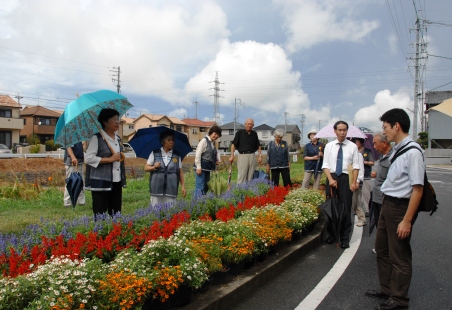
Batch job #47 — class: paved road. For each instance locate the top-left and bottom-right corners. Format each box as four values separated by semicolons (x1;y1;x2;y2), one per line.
234;167;452;310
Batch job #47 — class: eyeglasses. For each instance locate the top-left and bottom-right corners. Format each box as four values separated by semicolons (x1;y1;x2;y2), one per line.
109;117;120;123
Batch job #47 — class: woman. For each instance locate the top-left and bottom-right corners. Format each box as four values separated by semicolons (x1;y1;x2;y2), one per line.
266;128;292;187
85;108;126;218
302;129;324;189
145;131;186;207
193;125;222;195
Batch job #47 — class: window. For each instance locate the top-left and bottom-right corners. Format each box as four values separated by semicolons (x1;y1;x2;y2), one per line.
128;125;134;129
176;125;182;132
0;131;12;148
170;124;174;130
262;131;268;138
37;118;55;125
0;109;12;118
192;129;198;134
200;128;206;132
229;129;234;135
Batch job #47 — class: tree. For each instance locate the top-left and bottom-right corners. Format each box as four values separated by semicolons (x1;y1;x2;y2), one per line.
417;132;428;149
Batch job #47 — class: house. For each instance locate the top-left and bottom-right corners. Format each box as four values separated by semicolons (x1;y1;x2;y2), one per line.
219;122;245;150
181;118;216;149
254;124;275;148
274;124;301;151
130;114;188;140
19;105;61;145
426;98;452;149
0;94;23;149
120;116;136;142
424;90;452;111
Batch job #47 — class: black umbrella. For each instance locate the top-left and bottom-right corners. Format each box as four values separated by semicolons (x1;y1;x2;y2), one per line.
368;193;381;236
319;187;346;246
65;168;84;207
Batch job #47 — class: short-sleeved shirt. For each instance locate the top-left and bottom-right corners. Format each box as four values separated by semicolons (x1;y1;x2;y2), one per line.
231;129;260;153
381;137;424;199
372;147;394;204
322;139;360;174
360;148;374;178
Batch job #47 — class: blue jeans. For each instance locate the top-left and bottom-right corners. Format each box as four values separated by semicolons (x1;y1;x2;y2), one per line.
195;170;211;195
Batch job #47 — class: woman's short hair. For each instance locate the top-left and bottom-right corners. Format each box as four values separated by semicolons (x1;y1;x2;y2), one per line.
273;129;285;137
159;130;174;145
208;125;222;137
98;108;119;129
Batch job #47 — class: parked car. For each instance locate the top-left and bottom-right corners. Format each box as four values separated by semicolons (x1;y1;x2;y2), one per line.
123;143;134;153
0;144;12;154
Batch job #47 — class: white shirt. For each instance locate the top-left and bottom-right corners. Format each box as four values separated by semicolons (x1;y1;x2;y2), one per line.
357;153;364;183
147;147;183;168
381;136;424;199
322;138;360;174
85;129;122;182
194;135;220;170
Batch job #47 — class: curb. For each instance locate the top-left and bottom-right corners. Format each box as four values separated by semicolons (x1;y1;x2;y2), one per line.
179;217;326;310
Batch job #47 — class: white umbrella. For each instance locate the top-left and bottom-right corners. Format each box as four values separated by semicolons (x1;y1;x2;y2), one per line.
315;124;367;139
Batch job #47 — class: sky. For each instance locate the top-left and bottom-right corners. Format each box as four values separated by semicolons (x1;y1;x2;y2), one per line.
1;0;451;137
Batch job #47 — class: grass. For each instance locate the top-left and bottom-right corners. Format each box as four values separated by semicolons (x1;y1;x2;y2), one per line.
0;158;324;234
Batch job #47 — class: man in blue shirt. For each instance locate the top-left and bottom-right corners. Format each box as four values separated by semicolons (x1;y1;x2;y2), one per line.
366;108;424;310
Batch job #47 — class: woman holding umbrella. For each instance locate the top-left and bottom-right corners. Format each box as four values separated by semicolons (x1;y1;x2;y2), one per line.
302;129;324;189
145;130;186;207
85;108;127;218
193;125;222;195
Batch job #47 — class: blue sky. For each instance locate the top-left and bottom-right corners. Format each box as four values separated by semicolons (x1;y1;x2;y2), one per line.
1;0;451;135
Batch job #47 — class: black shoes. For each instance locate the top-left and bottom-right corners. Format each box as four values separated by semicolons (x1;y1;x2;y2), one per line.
375;299;407;310
365;289;389;299
340;240;349;248
325;237;334;244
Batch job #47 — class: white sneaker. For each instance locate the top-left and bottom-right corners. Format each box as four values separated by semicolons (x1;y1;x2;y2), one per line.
372;248;377;254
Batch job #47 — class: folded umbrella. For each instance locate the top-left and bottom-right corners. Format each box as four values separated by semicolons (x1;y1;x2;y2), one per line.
65;166;84;207
319;188;346;246
207;173;228;196
368;193;380;236
128;127;192;160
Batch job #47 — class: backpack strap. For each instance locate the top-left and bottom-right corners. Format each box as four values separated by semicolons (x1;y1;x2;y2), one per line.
390;142;423;165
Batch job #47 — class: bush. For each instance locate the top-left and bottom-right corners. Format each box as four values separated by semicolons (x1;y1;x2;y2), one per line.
44;140;58;151
29;144;41;153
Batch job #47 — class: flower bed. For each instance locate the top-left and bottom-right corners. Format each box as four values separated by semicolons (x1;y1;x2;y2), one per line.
0;184;324;309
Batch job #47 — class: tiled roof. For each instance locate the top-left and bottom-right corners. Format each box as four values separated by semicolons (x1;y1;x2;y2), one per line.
220;121;245;130
425;91;452;104
0;95;21;108
182;118;214;127
20;106;61;117
254;123;275;131
275;124;299;132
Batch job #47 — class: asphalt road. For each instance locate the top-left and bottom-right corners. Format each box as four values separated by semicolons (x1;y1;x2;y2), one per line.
233;167;452;310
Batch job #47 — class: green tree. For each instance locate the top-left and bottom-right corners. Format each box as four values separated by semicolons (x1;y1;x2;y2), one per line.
417;132;428;149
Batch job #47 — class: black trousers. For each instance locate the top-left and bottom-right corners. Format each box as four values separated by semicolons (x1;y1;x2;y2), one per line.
270;168;292;187
92;182;123;218
326;173;353;242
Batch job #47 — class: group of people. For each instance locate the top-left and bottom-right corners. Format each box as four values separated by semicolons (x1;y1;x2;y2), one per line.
317;109;424;310
64;108;422;309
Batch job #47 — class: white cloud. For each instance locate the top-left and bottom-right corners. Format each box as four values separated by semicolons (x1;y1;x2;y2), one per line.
353;89;412;132
169;108;188;120
275;0;380;52
388;33;398;55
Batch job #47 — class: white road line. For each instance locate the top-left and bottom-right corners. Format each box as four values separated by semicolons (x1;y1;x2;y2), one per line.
295;216;363;310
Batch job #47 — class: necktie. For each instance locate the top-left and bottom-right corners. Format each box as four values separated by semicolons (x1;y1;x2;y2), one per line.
336;143;343;176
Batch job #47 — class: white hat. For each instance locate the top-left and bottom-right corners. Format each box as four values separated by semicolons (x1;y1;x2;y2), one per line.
307;129;317;139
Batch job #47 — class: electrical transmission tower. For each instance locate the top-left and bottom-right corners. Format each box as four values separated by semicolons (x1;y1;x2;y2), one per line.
111;66;121;93
209;72;224;123
193;99;199;119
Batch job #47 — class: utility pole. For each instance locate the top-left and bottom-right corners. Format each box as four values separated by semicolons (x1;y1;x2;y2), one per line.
111;66;121;93
209;72;224;123
283;112;289;134
234;98;244;134
413;19;420;140
193;99;199;119
300;114;305;146
15;93;23;104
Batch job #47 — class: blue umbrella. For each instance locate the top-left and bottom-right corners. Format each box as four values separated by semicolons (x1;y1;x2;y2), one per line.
128;127;192;160
54;90;133;147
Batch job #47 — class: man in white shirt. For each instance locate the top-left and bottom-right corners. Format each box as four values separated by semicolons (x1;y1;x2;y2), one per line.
322;121;360;249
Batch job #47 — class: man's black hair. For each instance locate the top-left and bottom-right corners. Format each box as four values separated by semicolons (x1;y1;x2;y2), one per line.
380;108;410;133
333;120;349;130
98;108;119;129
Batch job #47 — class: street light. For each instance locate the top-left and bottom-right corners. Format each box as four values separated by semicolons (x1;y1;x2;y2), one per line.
318;120;327;130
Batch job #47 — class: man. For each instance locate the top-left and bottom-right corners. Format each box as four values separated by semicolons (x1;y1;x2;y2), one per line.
369;133;393;243
63;142;85;207
366;109;424;310
302;129;324;189
229;118;262;184
322;121;360;249
354;137;375;215
351;151;366;227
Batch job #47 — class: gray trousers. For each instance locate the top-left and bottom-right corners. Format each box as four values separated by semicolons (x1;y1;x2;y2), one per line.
361;179;373;212
237;154;256;184
352;185;366;224
64;164;85;207
301;170;322;189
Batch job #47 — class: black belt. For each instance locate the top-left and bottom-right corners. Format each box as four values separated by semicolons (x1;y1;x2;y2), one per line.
239;151;255;154
383;195;409;204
